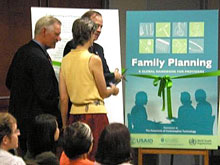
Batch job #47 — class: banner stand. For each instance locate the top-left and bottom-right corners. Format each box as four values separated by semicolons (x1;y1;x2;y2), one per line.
138;148;209;165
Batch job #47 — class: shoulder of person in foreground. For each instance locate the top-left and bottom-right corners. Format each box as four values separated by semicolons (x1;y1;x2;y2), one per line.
25;150;59;165
35;151;59;165
0;149;26;165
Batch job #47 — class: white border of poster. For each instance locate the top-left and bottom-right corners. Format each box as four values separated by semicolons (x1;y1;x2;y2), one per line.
31;7;124;124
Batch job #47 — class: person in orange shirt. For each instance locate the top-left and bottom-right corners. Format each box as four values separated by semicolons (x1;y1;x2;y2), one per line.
60;121;94;165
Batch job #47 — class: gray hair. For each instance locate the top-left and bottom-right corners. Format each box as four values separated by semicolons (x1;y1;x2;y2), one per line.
81;10;102;19
63;121;93;159
34;15;61;37
72;18;97;46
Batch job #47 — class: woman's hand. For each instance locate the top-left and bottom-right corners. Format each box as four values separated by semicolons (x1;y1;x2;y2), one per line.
110;83;119;96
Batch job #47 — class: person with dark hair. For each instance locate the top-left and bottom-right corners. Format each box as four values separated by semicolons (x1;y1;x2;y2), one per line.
0;112;25;165
59;18;119;161
95;123;132;165
63;10;122;86
24;114;60;165
60;121;94;165
5;15;62;154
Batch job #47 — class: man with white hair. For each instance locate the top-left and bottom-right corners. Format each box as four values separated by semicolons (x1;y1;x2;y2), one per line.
6;15;62;154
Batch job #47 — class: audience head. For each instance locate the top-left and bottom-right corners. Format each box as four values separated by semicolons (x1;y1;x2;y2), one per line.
81;10;103;41
63;121;93;159
72;17;97;47
27;114;59;156
34;15;61;48
95;123;132;165
0;112;20;151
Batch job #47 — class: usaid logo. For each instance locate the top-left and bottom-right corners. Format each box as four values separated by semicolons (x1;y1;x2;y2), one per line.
131;138;153;145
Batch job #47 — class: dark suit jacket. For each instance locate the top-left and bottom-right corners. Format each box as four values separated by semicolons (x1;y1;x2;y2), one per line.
63;39;115;86
6;40;62;137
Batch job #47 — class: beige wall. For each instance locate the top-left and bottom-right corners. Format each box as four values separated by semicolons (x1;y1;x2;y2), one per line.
109;0;148;68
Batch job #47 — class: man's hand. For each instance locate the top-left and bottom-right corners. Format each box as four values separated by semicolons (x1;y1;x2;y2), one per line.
114;68;122;83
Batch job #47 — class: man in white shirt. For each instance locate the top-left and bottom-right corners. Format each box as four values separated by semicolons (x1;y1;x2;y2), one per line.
0;112;25;165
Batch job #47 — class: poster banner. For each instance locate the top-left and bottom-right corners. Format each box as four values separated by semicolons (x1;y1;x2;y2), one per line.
31;7;123;124
125;10;219;149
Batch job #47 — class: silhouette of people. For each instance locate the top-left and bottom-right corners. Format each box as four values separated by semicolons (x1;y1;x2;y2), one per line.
129;91;155;133
195;89;212;117
176;89;214;135
128;89;215;135
130;91;148;133
128;91;165;133
194;89;214;134
177;92;196;130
